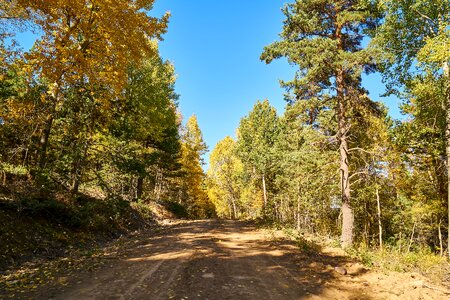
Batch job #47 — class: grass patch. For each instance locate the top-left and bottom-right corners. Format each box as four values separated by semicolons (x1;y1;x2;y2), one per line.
262;223;449;286
281;228;322;255
262;226;322;255
345;246;450;285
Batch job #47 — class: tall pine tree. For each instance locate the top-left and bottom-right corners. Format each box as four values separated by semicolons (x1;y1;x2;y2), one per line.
261;0;380;246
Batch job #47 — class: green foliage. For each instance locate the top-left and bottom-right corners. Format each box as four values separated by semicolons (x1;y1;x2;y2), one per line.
160;200;189;219
346;246;449;283
236;99;279;218
294;234;322;256
259;0;386;246
0;2;218;274
237;99;279;177
372;0;449;89
371;0;449;256
0;162;29;176
261;0;381;101
272;102;339;233
205;0;449;256
1;0;449;276
346;247;375;267
0;35;190;213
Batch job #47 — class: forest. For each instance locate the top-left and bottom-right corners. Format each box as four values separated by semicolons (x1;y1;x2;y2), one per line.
1;0;214;215
208;0;450;257
0;0;449;291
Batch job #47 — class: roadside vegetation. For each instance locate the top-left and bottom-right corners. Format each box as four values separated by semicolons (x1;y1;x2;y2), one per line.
1;0;212;273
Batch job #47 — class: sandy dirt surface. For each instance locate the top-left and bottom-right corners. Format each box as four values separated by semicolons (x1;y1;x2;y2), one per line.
10;220;450;300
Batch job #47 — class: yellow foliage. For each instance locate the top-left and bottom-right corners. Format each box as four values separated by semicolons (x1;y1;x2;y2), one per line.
19;0;169;97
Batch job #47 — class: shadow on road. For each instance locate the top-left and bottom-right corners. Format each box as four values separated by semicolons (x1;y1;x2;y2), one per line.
37;220;372;300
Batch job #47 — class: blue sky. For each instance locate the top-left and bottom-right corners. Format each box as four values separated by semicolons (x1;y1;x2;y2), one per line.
15;0;403;165
150;0;403;163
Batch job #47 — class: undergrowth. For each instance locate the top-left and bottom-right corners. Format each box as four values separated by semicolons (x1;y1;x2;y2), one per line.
346;246;450;285
265;224;449;286
0;183;183;298
282;228;322;255
0;191;161;271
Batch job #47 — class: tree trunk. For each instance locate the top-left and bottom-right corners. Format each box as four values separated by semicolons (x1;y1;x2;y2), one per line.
334;21;353;247
136;176;144;200
153;168;162;201
376;187;383;250
262;174;268;217
23;148;29;166
297;188;301;231
279;198;283;223
72;176;80;194
38;115;54;169
407;222;416;253
438;219;443;257
231;197;237;219
337;67;353;247
38;89;61;170
443;60;450;259
72;138;89;194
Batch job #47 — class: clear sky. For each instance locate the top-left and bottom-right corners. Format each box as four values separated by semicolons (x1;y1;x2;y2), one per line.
15;0;403;166
150;0;403;165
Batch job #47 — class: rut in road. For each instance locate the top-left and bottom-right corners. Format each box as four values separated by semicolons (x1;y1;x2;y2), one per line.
33;220;447;300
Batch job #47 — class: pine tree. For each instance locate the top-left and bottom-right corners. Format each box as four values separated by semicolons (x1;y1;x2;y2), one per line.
261;0;380;246
273;101;339;231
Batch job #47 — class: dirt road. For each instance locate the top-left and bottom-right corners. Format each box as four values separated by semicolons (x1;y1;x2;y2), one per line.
27;220;448;299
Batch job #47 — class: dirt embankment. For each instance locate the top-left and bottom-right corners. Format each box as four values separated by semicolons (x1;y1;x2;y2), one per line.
2;220;448;300
0;189;179;273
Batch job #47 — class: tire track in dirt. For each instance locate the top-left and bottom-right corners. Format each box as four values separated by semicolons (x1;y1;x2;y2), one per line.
119;259;164;300
25;220;450;300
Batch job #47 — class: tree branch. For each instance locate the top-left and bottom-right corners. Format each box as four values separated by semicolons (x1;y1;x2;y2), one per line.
349;171;367;181
348;147;376;155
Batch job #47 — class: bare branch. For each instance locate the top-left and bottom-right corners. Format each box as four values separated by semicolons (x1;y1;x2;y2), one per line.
349;171;367;181
348;147;376;155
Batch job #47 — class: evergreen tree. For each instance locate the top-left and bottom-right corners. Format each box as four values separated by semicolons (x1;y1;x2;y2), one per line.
114;54;180;199
273;101;339;231
261;0;380;246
